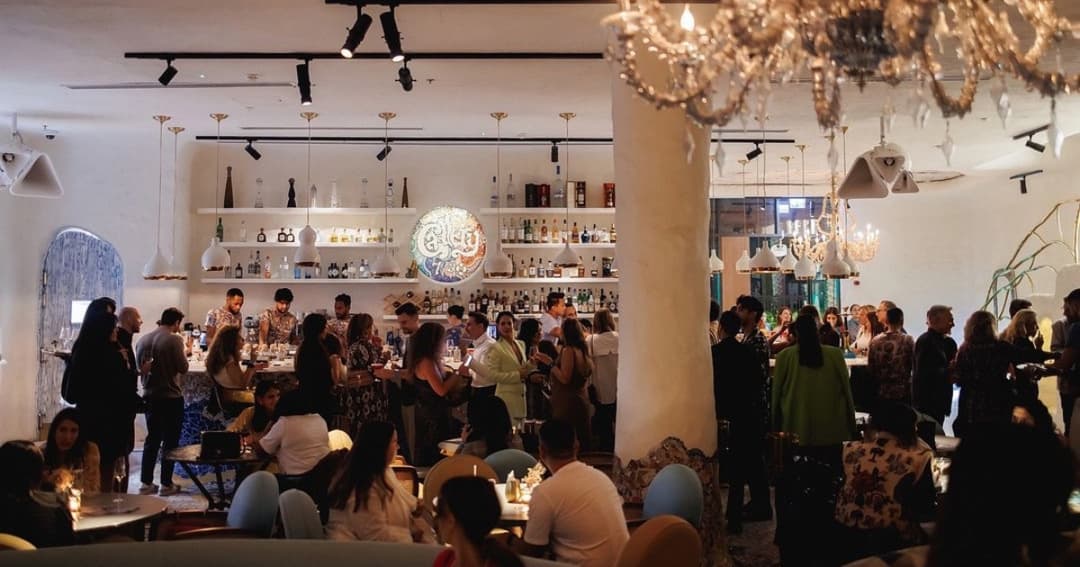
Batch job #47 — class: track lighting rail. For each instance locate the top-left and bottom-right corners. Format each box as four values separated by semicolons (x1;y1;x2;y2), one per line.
193;135;796;145
125;51;605;61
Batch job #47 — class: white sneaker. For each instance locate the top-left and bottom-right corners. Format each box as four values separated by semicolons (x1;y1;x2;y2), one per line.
138;483;159;495
158;485;181;496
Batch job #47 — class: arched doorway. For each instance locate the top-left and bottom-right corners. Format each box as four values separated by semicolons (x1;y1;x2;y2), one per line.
37;227;123;424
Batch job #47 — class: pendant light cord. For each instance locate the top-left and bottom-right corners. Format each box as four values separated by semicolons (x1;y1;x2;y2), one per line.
306;116;312;226
564;117;570;229
171;129;179;259
214;118;221;226
383;117;390;256
156;119;164;249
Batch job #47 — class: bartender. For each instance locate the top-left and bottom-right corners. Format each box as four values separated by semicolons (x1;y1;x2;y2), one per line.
327;293;353;350
258;288;298;347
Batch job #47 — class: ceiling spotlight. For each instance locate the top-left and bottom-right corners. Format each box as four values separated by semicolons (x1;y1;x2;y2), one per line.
397;63;413;92
379;8;405;62
341;7;373;58
158;59;178;86
1009;169;1043;195
244;140;262;161
1025;136;1045;153
746;143;762;160
376;144;392;161
296;61;313;106
550;142;559;163
1012;124;1049;154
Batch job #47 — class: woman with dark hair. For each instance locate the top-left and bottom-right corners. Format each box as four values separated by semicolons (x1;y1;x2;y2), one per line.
337;313;390;436
257;389;329;475
517;319;548;421
835;402;936;561
206;326;264;390
433;476;524;567
588;309;619;451
486;312;533;429
227;380;282;444
43;408;101;493
768;306;794;353
326;421;432;542
820;306;843;348
67;311;138;492
295;313;345;424
408;322;464;466
0;441;75;547
550;318;593;452
458;395;523;458
852;305;884;355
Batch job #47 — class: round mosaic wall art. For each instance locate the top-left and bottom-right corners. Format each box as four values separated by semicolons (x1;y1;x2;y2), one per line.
410;206;487;283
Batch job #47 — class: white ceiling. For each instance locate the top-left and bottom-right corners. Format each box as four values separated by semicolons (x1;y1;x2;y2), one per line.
3;0;1080;186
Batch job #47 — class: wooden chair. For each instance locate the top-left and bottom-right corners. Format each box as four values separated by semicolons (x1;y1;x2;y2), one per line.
392;465;420;498
615;515;701;567
0;533;35;551
421;455;496;512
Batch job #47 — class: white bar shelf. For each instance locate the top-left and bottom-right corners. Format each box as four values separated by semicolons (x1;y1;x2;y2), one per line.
381;314;451;321
219;242;398;249
481;278;618;285
381;312;618;321
479;208;614;215
202;278;418;285
500;243;615;249
197;207;416;216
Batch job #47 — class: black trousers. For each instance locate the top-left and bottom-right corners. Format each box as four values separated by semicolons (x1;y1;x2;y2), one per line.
1063;392;1077;435
726;425;770;526
471;385;496;400
593;402;617;452
141;397;184;486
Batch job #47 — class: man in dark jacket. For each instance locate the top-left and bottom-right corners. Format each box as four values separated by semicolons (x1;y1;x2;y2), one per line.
713;309;769;533
913;305;957;429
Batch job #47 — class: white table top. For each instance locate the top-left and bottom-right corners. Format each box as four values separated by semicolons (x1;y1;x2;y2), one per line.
75;493;168;533
185;359;295;374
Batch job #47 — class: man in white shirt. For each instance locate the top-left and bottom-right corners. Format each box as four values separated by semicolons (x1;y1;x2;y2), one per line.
459;311;497;399
517;420;629;567
540;291;566;344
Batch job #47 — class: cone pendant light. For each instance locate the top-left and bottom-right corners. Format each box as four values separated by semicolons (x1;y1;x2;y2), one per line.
484;112;514;278
372;112;401;277
294;111;320;267
554;112;580;268
165;125;188;280
200;113;231;271
143;115;171;280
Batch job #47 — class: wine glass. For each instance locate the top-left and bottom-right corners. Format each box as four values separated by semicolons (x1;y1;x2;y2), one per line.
112;459;126;511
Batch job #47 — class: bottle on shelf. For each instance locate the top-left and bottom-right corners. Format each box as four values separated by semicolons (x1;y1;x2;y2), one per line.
239;220;247;242
518;259;527;278
257;228;267;243
234;263;243;279
360;177;370;208
552;165;565;208
546;260;554;278
274;227;285;243
577;258;586;278
490;175;499;208
287;178;297;208
603;183;616;208
330;178;341;208
516;218;525;243
500;219;510;244
610;223;617;243
251;251;261;276
505;173;517;206
540;219;549;243
575;181;587;208
254;177;265;208
525;183;537;208
602;256;613;278
223;166;235;208
378;228;386;243
552;218;561;244
389;228;395;244
528;257;537;278
402;177;410;208
590;256;599;278
571;222;580;242
280;256;290;279
215;217;224;242
580;224;589;244
386;178;395;208
591;224;601;243
309;183;318;208
561;219;568;243
262;255;272;279
287;228;295;242
553;262;562;278
539;184;551;208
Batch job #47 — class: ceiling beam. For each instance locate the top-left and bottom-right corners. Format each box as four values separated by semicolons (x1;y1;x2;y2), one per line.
194;135;796;145
124;51;604;61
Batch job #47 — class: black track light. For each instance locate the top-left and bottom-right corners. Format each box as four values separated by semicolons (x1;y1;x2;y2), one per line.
550;142;559;163
397;63;413;92
1020;178;1028;194
244;140;262;161
1009;169;1043;196
746;143;762;160
341;7;373;58
1025;136;1046;153
377;144;393;161
296;61;313;106
380;8;405;63
158;59;178;86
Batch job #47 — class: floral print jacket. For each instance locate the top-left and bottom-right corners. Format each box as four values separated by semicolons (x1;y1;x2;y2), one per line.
835;433;935;540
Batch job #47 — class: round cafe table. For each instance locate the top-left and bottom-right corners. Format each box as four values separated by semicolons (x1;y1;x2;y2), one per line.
166;444;270;510
75;493;169;539
493;484;644;529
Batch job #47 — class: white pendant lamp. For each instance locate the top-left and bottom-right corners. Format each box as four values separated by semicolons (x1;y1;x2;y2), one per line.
735;249;752;274
484;112;514;278
843;250;860;278
373;112;401;277
165;125;188;280
200;113;231;272
708;248;724;274
779;249;797;274
294;111;320;267
143;115;171;280
750;243;781;272
554;112;580;268
822;239;851;279
794;252;817;281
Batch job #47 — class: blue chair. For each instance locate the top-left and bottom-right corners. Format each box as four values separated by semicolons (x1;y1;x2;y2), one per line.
485;449;538;481
172;471;280;539
279;489;324;539
642;464;703;527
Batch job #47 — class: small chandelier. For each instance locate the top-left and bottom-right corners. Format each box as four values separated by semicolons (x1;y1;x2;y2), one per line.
605;0;1079;131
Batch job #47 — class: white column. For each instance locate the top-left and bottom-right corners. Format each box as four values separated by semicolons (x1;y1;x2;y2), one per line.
611;71;716;461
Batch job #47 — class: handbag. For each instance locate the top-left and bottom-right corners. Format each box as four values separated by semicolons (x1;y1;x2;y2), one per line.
444;378;470;407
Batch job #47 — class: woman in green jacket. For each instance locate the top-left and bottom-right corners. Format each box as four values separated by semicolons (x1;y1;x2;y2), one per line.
773;315;857;447
483;312;534;428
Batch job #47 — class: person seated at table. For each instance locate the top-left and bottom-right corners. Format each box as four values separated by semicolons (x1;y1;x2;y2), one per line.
326;421;433;543
227;380;282;445
516;419;628;567
207;326;268;396
834;402;936;562
42;407;101;494
257;390;330;476
434;476;524;567
0;440;75;548
457;395;525;459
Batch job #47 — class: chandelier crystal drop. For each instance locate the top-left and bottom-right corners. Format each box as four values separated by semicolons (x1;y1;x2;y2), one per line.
605;0;1078;130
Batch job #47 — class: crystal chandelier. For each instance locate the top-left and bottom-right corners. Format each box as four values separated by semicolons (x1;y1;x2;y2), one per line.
605;0;1078;130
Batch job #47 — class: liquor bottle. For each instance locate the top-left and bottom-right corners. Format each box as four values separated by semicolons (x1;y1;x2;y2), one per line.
575;181;587;208
401;177;410;208
505;173;517;206
309;183;318;208
440;292;449;314
287;178;297;207
490;175;499;208
360;177;370;208
330;229;339;243
553;263;562;278
516;218;525;243
540;219;549;243
386;178;395;208
378;228;386;243
263;255;272;279
577;258;586;278
239;220;247;242
223;166;235;208
215;217;224;241
467;293;476;312
561;219;569;243
280;256;290;279
327;178;340;208
480;292;489;314
603;183;616;208
539;184;551;208
518;259;527;278
254;177;265;208
528;258;537;278
580;224;589;244
523;219;531;244
287;228;295;243
591;224;600;243
552;165;565;208
551;218;561;244
610;223;617;243
257;228;267;243
277;228;287;243
591;256;599;278
571;222;580;242
500;220;509;243
546;261;554;278
347;262;357;279
251;251;260;276
358;259;369;279
234;263;243;279
389;229;395;244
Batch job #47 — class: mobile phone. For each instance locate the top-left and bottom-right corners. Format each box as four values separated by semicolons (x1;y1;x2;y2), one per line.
463;354;474;367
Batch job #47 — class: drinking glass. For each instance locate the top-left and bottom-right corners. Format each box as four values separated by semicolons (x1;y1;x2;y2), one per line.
112;459;126;511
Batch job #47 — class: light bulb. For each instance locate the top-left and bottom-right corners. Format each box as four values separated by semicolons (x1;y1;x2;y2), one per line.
680;4;695;31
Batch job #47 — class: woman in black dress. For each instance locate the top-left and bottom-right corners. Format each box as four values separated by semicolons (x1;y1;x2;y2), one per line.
549;318;593;451
407;322;464;466
338;313;390;437
295;313;345;425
